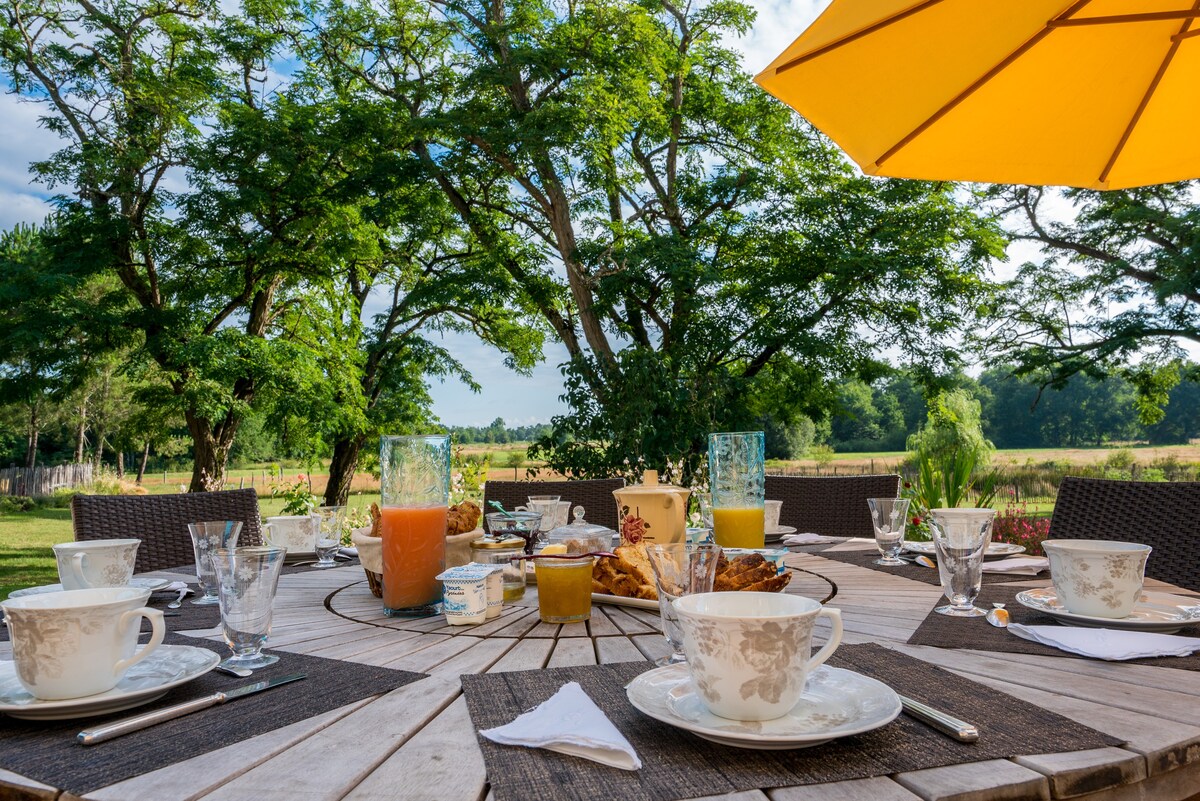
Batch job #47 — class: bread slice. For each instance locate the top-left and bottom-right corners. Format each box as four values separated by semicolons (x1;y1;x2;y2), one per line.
741;571;792;593
613;544;656;587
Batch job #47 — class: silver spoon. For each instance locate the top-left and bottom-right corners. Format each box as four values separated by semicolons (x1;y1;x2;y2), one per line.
167;587;189;609
986;603;1009;628
215;663;253;678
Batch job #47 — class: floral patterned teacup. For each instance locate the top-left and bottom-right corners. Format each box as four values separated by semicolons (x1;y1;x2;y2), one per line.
1042;539;1152;618
52;539;140;590
673;591;843;721
1;587;165;700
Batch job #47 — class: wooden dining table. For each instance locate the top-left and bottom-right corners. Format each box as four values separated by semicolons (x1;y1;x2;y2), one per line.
4;539;1200;801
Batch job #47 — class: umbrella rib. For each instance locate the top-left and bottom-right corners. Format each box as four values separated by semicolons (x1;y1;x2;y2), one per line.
772;0;945;75
1049;10;1199;27
1098;1;1200;187
872;0;1095;172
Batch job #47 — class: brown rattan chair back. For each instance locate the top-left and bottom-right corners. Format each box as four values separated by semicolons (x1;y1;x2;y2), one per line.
1048;476;1200;592
71;489;265;574
483;478;626;533
764;474;902;538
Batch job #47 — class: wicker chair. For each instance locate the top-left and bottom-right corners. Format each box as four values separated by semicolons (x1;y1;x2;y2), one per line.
483;478;626;533
764;474;902;538
1048;476;1200;592
71;489;265;574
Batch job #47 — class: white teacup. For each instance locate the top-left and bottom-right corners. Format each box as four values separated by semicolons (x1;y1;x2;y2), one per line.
53;539;140;590
673;591;843;721
1;587;166;700
765;500;783;532
1042;539;1151;619
263;515;318;553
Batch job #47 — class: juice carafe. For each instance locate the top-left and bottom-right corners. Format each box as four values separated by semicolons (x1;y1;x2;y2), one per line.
707;432;766;549
380;435;451;617
612;470;690;546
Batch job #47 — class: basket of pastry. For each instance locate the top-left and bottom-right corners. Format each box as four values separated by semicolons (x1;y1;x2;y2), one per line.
591;543;791;601
352;501;484;598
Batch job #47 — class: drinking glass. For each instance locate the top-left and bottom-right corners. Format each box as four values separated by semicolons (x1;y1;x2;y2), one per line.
187;521;242;605
928;508;997;617
867;498;910;566
313;506;346;568
707;432;766;549
380;435;451;617
645;543;723;665
696;493;714;530
211;546;286;670
522;495;561;545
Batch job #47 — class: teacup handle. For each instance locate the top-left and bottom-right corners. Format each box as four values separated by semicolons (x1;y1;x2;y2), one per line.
69;553;93;589
806;607;843;673
112;608;166;677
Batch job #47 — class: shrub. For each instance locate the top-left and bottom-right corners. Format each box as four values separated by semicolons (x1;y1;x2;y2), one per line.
0;496;35;514
990;494;1052;556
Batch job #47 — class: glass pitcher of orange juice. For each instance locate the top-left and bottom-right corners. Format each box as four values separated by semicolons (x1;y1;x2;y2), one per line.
707;432;766;549
380;435;451;617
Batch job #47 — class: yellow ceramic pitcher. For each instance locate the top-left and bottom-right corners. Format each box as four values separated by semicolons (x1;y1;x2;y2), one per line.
613;470;690;546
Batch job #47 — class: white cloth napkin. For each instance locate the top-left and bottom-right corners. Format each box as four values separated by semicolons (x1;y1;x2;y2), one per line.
1009;623;1200;660
479;681;642;770
339;547;358;557
982;556;1049;575
782;532;836;545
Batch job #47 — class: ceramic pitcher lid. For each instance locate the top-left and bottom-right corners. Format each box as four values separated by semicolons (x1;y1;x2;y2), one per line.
614;470;690;496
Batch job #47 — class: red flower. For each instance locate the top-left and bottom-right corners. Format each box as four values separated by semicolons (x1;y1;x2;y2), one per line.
621;512;647;544
911;516;921;526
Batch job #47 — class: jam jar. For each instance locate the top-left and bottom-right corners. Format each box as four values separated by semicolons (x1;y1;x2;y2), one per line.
469;535;527;601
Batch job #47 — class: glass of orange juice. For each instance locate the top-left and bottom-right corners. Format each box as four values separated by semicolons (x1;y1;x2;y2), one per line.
533;544;593;623
380;435;451;617
707;431;766;549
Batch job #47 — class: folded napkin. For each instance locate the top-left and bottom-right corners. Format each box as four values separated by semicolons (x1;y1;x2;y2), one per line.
982;556;1049;576
782;532;836;545
339;547;358;557
153;581;192;594
1009;623;1200;660
479;681;642;770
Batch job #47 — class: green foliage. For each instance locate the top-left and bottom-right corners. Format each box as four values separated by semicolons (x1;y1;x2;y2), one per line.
270;475;317;516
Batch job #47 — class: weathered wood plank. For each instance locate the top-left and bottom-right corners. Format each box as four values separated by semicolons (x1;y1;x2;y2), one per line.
894;759;1050;801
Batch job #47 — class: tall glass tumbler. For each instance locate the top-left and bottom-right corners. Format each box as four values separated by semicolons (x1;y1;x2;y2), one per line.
380;435;451;617
187;521;242;605
211;546;286;670
707;432;766;549
928;508;997;617
646;543;722;665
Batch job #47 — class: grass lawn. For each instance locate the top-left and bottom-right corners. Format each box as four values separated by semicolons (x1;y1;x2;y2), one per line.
0;492;383;599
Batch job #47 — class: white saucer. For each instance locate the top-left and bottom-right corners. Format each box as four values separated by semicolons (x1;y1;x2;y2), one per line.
626;663;901;750
8;577;174;598
591;593;659;611
903;541;1026;559
764;525;797;542
1015;587;1200;634
0;644;220;720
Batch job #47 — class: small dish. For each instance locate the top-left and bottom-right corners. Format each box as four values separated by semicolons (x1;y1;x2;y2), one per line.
1015;587;1200;634
626;662;901;749
0;644;220;720
903;541;1026;559
591;593;659;611
7;577;173;599
764;525;797;542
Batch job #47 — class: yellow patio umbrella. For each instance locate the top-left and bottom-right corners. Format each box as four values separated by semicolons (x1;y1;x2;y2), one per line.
754;0;1200;189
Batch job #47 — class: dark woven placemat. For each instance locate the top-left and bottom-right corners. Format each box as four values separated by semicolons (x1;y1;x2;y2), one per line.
907;584;1200;670
462;643;1120;801
0;633;427;796
814;547;1045;585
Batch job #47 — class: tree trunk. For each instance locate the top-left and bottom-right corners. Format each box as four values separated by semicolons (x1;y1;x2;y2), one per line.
93;434;105;471
325;435;366;506
74;402;87;463
185;410;239;492
25;403;38;469
136;441;150;484
116;451;125;478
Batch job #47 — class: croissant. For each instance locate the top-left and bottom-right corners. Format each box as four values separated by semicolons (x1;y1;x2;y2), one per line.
591;545;791;600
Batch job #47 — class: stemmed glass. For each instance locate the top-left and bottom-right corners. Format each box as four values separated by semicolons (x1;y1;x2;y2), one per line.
187;521;242;605
928;508;997;617
211;546;287;671
867;498;910;566
523;495;561;546
313;506;346;568
645;543;723;666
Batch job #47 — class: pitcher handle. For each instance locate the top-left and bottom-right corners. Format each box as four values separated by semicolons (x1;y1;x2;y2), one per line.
113;608;166;676
806;607;843;673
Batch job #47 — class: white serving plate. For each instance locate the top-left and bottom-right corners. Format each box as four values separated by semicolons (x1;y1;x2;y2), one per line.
0;644;220;720
626;662;901;749
8;577;174;598
903;541;1026;559
1015;587;1200;634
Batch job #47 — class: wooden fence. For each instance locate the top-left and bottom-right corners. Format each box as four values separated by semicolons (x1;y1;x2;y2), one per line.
0;464;95;497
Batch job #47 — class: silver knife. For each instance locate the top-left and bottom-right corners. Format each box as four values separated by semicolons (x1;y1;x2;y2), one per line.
78;673;305;745
898;694;979;742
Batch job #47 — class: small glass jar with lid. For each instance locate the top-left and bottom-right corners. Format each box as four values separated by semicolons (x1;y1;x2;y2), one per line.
545;506;618;555
469;535;527;601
